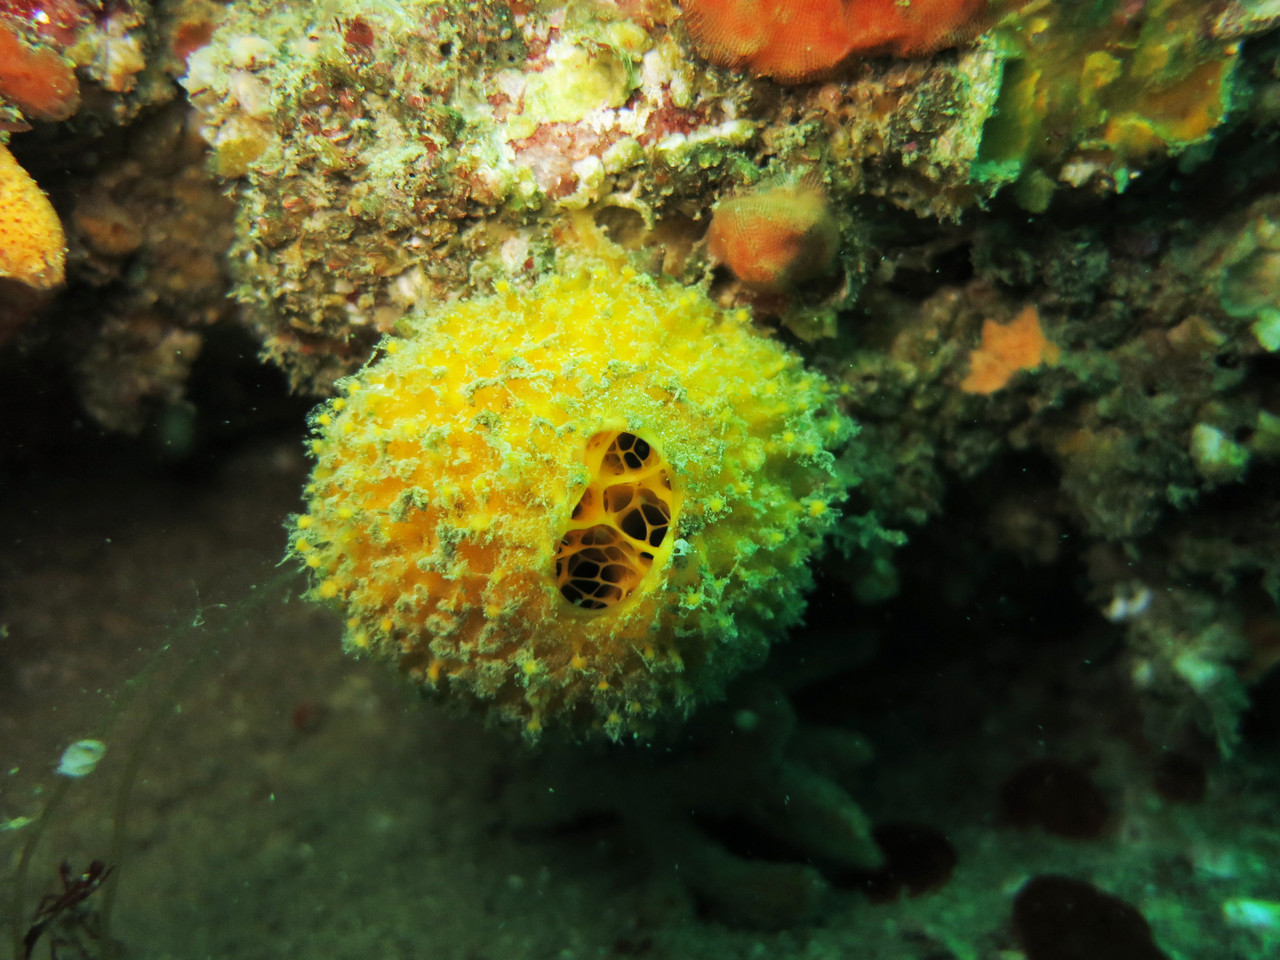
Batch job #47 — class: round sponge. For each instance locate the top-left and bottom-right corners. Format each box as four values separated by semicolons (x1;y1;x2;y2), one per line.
0;143;65;290
291;256;855;739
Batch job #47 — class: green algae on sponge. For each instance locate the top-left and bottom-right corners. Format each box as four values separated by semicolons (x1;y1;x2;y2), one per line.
290;253;856;740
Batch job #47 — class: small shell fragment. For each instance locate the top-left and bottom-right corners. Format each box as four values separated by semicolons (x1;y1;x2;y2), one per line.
56;740;107;778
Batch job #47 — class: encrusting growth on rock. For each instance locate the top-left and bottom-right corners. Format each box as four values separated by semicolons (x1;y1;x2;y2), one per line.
707;182;841;292
0;23;80;121
960;304;1058;394
683;0;992;83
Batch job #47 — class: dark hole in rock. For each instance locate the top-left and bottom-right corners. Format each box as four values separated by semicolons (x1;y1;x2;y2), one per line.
1012;875;1170;960
831;822;957;904
999;759;1111;839
1152;752;1207;804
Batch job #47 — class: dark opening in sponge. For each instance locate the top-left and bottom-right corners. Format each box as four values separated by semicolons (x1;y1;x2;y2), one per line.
555;431;676;611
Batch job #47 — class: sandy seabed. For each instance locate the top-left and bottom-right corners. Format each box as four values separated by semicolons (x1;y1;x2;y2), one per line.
2;425;1278;960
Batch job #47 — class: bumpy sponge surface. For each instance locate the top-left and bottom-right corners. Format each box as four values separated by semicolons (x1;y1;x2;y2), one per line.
0;143;65;289
291;257;854;739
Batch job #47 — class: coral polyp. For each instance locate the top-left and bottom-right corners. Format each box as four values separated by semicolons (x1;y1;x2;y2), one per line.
290;250;856;740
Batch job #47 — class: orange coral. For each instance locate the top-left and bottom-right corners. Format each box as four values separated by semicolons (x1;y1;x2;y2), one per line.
960;305;1058;394
707;182;839;291
683;0;991;83
0;142;66;290
0;23;79;121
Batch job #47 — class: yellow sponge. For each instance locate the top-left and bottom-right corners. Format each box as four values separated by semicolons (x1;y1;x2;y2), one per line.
0;143;65;290
291;253;854;739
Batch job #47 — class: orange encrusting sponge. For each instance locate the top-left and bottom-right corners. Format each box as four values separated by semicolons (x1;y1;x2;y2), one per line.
960;305;1059;394
291;252;855;741
0;143;66;290
683;0;991;82
0;25;80;121
707;182;839;292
